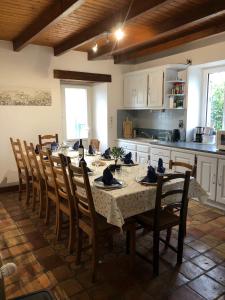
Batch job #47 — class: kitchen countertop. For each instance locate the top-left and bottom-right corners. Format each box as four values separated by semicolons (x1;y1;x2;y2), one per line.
117;138;225;155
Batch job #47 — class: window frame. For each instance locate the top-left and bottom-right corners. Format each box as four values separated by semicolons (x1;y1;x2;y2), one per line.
61;83;92;142
202;65;225;129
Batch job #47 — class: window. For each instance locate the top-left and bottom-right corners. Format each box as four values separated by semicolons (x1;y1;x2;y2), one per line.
63;86;89;140
205;69;225;130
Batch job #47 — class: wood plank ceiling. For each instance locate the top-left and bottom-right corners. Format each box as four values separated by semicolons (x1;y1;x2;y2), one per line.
0;0;225;64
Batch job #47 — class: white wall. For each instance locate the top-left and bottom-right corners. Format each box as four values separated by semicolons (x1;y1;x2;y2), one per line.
92;83;108;151
0;41;126;186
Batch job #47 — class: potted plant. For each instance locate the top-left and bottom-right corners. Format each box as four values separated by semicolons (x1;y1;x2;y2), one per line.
109;147;125;172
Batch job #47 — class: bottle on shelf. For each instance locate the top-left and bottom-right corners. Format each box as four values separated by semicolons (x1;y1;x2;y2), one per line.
78;139;84;158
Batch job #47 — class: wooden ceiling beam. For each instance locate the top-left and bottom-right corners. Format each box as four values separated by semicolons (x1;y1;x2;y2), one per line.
54;0;174;56
113;21;225;64
13;0;85;51
89;0;225;61
53;70;112;82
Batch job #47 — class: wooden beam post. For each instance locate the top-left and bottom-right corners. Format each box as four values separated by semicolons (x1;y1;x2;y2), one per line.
13;0;85;51
53;70;112;82
54;0;174;56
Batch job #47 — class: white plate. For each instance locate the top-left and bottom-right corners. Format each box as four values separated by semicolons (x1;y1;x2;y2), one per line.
136;176;157;186
94;179;126;189
121;163;139;167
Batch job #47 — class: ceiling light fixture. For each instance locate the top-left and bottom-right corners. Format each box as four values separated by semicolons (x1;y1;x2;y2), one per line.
115;28;124;41
92;43;98;53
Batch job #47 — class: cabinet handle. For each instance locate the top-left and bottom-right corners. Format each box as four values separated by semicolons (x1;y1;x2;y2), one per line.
212;174;216;185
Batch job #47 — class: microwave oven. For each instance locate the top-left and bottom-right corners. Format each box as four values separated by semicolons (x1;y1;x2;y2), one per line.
217;130;225;150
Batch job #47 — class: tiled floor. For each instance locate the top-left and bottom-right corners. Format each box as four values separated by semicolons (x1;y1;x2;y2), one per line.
1;192;225;299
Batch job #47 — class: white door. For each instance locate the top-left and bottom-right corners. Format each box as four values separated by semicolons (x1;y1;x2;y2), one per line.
148;69;164;108
171;151;195;173
137;152;149;164
216;159;225;204
197;156;217;201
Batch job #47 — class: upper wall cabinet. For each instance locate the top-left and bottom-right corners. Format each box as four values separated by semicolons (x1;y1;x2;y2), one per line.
123;72;148;108
148;69;164;109
123;64;187;110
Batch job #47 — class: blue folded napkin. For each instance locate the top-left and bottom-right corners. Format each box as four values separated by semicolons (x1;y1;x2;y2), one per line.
88;144;94;155
101;147;111;159
123;152;134;165
51;142;58;151
157;158;165;174
141;166;157;183
95;167;121;186
73;141;79;151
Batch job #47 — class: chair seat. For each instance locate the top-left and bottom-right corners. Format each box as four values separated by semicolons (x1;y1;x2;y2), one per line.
136;209;179;231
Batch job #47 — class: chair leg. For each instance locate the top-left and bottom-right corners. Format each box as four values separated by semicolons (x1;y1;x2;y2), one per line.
75;228;83;265
165;227;172;249
45;197;50;225
38;187;44;218
177;225;185;264
32;186;37;212
57;210;62;241
68;216;75;253
92;239;98;283
18;177;22;202
25;180;30;205
129;225;136;270
153;231;160;276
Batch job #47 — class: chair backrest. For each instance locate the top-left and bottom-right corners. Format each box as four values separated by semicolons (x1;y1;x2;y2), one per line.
48;153;75;213
169;159;196;178
90;139;100;152
68;161;97;232
38;134;58;149
154;171;191;230
39;149;55;190
10;138;28;175
24;141;42;183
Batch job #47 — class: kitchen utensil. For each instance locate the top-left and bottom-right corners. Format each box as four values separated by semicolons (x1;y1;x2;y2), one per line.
123;117;133;138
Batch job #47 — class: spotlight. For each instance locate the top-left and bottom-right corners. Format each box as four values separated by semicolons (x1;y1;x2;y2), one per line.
92;43;98;53
115;28;124;41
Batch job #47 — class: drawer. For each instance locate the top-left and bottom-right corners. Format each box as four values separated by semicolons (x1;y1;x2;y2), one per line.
151;147;170;158
137;144;149;153
151;154;170;164
118;141;136;151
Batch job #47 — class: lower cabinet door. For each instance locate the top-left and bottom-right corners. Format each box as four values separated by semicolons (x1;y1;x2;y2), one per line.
197;155;217;201
216;159;225;205
171;151;195;173
137;152;149;164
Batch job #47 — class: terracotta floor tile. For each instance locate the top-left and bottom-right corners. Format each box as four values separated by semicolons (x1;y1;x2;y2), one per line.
168;285;205;300
192;255;217;271
188;274;225;300
9;242;33;256
204;249;225;264
179;261;204;280
207;265;225;286
188;240;211;253
59;278;83;297
183;245;200;259
37;254;64;270
187;228;205;239
51;265;74;282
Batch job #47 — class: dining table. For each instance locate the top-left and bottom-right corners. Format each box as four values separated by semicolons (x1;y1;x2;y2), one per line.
56;150;209;229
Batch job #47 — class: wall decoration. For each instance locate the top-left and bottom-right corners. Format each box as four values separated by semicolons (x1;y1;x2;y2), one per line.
0;87;51;106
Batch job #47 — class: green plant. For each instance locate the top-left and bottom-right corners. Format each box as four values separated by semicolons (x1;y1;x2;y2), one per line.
111;147;125;165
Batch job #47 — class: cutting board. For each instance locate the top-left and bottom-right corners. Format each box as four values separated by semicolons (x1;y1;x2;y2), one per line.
123;117;133;138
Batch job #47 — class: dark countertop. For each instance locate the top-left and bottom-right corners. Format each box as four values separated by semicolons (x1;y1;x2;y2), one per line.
117;138;225;155
150;141;225;155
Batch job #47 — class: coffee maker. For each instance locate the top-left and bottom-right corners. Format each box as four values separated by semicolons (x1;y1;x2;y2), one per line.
194;127;204;143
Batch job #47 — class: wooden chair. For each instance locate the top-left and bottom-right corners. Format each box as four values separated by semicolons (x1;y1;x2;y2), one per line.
24;141;45;217
169;158;197;178
135;171;191;276
10;138;31;204
39;149;58;232
68;161;136;282
38;134;58;149
90;139;100;152
48;153;76;253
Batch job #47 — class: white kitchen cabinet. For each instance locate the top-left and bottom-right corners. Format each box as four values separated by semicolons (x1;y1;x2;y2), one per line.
197;156;217;201
148;69;164;108
171;151;195;173
216;159;225;205
137;152;149;164
123;73;148;108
